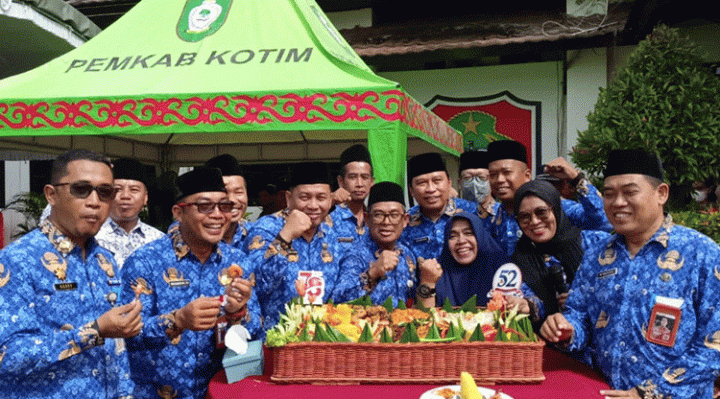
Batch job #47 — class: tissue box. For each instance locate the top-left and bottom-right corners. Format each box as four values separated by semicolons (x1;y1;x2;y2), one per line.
222;340;264;383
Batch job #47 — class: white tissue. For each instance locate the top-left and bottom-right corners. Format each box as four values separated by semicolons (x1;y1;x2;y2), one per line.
225;324;251;354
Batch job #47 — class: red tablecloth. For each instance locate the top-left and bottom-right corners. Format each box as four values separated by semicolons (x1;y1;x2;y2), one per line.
207;346;609;399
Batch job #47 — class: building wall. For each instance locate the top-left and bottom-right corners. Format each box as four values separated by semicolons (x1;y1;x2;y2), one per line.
380;61;563;176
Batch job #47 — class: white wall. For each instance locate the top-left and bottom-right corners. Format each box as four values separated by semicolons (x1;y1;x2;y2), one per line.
3;161;30;246
380;61;563;174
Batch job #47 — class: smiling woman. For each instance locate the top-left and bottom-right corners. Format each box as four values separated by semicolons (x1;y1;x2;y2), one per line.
511;180;609;324
420;212;509;308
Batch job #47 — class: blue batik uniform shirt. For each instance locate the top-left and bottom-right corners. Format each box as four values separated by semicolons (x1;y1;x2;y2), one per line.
244;210;342;331
334;235;417;307
563;215;720;398
229;219;253;251
330;203;369;257
95;218;164;269
400;197;478;261
491;180;611;255
121;227;262;399
0;220;133;399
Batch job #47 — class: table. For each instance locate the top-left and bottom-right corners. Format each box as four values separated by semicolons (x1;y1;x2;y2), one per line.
207;346;610;399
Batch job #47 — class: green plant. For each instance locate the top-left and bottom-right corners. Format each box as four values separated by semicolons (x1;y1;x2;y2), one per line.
671;209;720;244
571;24;720;207
4;191;48;239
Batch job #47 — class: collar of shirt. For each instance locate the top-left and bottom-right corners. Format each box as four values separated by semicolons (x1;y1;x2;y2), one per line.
169;224;223;261
607;213;674;251
409;197;463;225
107;218;148;238
39;218;99;256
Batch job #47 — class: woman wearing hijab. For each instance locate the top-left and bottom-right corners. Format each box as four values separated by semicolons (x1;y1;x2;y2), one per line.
416;211;510;308
511;180;610;325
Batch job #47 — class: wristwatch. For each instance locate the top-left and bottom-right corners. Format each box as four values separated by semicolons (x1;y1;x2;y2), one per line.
417;284;436;299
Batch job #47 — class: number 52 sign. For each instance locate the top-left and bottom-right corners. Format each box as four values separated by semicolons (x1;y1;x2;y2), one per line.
490;263;523;297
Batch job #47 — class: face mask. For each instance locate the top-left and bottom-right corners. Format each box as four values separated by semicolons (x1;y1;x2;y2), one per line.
692;189;708;202
460;176;490;203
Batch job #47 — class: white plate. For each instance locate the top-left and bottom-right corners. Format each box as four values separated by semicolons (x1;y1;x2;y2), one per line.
419;385;514;399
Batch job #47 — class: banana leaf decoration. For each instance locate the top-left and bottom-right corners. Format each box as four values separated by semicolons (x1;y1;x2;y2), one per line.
313;322;329;342
399;322;420;343
326;324;352;343
382;297;394;313
447;321;464;342
298;325;311;342
397;299;407;310
460;295;477;312
425;322;441;341
358;323;374;343
442;297;453;313
380;326;394;343
495;327;509;342
469;324;485;342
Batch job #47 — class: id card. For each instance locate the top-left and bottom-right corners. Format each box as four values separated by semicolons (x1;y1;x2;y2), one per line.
297;270;325;305
646;296;683;347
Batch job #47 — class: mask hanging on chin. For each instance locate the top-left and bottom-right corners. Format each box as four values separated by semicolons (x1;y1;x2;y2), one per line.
460;176;490;203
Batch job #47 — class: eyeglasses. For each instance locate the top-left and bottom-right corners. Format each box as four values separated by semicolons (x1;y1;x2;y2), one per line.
369;211;404;224
53;182;118;202
178;201;235;214
517;206;553;225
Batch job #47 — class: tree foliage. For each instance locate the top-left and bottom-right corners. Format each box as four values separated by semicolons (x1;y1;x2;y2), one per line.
571;24;720;204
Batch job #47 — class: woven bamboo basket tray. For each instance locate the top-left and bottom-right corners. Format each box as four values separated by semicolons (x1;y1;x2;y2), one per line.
269;340;545;384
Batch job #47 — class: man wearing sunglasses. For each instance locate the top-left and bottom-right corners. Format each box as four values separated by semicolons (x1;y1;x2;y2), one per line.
121;166;261;399
205;154;252;250
244;162;342;332
334;182;416;306
486;140;611;255
0;149;141;399
95;158;164;269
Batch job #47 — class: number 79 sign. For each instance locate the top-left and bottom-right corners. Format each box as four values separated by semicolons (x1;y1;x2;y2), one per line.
297;270;325;305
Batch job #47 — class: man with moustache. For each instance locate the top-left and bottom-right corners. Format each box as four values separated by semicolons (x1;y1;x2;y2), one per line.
541;149;720;399
400;152;478;261
334;182;415;306
244;162;341;331
205;154;252;250
0;149;141;399
121;166;261;399
95;158;164;269
487;140;610;255
330;144;374;254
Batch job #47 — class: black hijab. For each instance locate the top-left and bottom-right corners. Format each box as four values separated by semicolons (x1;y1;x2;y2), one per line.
437;212;509;307
511;180;583;316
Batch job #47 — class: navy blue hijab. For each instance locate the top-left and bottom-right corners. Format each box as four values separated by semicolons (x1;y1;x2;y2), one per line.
436;212;509;307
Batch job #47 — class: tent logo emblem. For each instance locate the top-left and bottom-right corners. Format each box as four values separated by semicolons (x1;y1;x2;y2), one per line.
177;0;232;42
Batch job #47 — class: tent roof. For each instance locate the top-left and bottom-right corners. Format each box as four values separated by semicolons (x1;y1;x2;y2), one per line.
0;0;461;184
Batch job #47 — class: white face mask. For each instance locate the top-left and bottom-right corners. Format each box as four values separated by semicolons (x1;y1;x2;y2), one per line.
460;176;490;203
692;189;708;202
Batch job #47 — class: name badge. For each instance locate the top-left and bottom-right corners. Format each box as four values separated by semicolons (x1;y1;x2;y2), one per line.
414;237;429;243
55;282;78;291
338;237;354;243
646;296;683;347
297;270;325;305
168;280;191;288
107;278;122;286
490;263;523;297
597;268;618;279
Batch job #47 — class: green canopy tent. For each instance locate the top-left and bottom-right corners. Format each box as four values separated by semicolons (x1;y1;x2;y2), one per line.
0;0;461;185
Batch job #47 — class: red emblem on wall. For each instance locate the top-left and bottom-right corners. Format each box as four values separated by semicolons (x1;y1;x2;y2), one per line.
425;91;541;172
